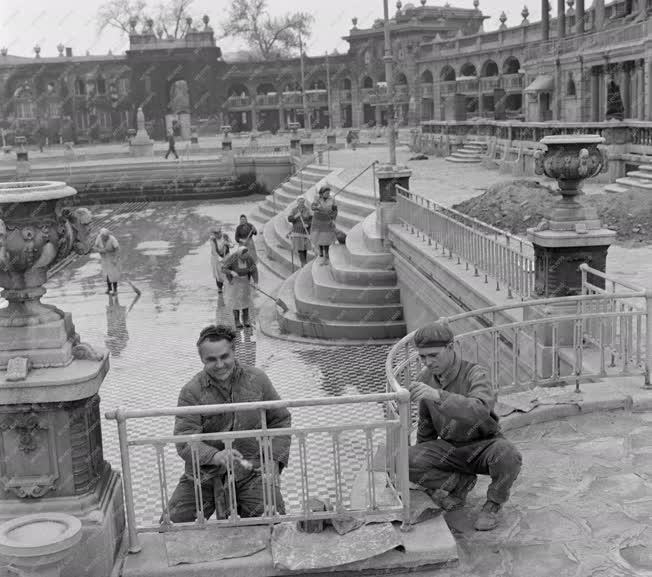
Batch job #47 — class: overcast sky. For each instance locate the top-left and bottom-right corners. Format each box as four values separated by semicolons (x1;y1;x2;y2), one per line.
1;0;544;59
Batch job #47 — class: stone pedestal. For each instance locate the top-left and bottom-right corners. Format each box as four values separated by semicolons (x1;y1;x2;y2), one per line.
222;140;232;150
326;133;336;145
290;138;300;150
300;140;314;155
525;135;615;375
0;513;82;577
0;182;125;577
376;165;412;240
190;128;199;150
129;107;154;158
177;113;191;139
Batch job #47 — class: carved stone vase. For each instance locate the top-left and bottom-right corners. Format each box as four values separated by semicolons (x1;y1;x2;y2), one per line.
529;135;615;298
0;182;93;369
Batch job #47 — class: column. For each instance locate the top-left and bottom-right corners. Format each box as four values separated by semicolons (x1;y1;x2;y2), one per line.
557;0;566;38
591;68;600;121
542;0;550;40
623;63;631;120
278;107;285;130
375;104;382;126
576;0;585;32
250;106;257;131
640;58;647;120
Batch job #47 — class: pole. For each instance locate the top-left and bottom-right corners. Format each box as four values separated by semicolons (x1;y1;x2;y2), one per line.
383;0;396;166
326;51;332;131
299;33;312;137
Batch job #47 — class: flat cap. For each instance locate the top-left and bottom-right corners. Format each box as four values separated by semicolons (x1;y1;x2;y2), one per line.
413;322;454;348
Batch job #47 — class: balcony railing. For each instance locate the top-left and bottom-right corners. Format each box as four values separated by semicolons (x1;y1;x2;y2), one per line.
255;94;279;106
306;91;328;105
421;84;433;99
360;88;375;102
457;78;479;93
281;92;303;106
480;76;501;92
396;185;535;299
503;74;524;90
395;85;410;101
339;89;352;102
226;95;251;108
440;81;457;95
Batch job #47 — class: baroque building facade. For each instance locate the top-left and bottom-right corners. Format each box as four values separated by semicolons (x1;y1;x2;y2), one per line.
0;0;651;143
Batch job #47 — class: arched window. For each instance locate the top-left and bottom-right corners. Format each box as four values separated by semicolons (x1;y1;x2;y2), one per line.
481;60;499;77
460;62;478;77
395;73;408;85
97;76;107;94
421;70;434;83
566;72;576;97
256;83;276;95
341;78;352;89
503;57;521;75
362;76;374;88
440;65;456;81
75;78;86;95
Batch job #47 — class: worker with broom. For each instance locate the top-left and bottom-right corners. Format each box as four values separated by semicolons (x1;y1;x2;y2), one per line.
222;245;258;329
287;196;312;268
94;228;121;295
310;186;338;266
235;215;258;264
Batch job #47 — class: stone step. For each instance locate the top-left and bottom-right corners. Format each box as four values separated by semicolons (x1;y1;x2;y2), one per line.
293;265;404;323
310;258;400;304
627;170;652;181
329;245;397;285
261;218;315;275
604;183;629;194
361;212;385;253
445;155;482;164
637;164;652;173
277;273;406;340
345;223;395;268
615;176;652;191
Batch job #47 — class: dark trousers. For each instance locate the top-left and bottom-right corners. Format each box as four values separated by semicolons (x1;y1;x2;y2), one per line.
318;245;330;258
408;436;522;505
298;250;307;266
216;280;224;292
165;144;178;159
106;277;117;292
167;470;285;523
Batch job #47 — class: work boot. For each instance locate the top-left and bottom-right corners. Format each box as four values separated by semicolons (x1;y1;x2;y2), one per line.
438;475;477;511
234;310;243;329
474;500;502;531
242;308;251;328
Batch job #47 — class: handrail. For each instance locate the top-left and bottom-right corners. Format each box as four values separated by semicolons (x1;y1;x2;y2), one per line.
332;160;380;204
580;262;644;294
106;387;413;554
386;291;652;396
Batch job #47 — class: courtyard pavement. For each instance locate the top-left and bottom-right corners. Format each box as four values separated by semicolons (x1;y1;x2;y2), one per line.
14;147;652;575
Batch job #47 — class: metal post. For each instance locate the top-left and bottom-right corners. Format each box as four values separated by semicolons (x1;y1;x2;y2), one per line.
645;289;652;388
299;33;312;137
116;411;142;553
383;0;396;167
396;388;411;532
326;51;332;131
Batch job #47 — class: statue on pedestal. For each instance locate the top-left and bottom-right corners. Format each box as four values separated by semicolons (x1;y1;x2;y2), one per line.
169;79;190;114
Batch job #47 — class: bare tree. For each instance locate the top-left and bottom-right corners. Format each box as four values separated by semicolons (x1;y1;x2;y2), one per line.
97;0;147;35
220;0;314;60
97;0;196;39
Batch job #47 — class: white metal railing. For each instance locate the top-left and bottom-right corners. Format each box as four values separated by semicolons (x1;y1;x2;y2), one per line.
580;263;649;373
105;391;412;554
395;185;535;299
387;292;652;435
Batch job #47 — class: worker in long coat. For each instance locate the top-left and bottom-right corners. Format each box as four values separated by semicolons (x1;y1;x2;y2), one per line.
210;228;234;294
222;246;258;329
310;186;338;266
287;196;312;267
94;228;121;295
235;215;258;264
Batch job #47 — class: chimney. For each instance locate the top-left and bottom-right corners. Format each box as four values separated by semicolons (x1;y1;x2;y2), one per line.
65;47;72;57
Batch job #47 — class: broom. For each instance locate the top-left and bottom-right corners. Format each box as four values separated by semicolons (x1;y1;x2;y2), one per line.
251;284;289;313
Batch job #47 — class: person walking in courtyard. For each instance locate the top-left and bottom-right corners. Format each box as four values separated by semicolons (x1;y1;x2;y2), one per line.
222;245;258;329
235;214;258;264
287;196;312;267
310;186;338;265
406;321;522;531
165;324;291;523
210;228;233;295
94;228;121;295
165;129;178;159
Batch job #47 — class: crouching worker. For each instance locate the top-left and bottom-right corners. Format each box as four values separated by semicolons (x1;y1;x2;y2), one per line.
164;324;291;523
406;322;522;531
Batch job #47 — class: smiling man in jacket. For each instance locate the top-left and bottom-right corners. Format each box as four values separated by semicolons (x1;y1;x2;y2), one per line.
406;322;522;531
165;324;291;523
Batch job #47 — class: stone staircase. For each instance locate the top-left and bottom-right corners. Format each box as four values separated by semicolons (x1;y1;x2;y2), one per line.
605;162;652;193
445;140;487;164
277;211;407;340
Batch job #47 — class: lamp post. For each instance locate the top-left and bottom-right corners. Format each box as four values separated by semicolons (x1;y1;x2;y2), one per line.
299;32;312;136
383;0;396;166
326;51;332;131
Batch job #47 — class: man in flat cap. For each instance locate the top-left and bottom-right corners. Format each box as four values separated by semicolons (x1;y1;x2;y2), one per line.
406;321;522;531
165;324;291;524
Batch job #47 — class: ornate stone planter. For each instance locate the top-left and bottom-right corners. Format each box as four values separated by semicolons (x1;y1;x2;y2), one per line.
528;135;615;297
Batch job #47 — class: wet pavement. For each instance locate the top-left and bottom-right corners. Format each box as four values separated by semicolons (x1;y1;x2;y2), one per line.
21;149;652;576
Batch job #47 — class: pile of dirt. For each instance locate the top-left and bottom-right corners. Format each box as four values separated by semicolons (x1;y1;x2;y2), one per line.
452;179;652;245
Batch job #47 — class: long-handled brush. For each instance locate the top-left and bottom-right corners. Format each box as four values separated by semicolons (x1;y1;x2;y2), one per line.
251;284;289;313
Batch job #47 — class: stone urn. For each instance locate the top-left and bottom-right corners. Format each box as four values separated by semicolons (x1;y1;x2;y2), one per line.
0;181;94;369
528;135;615;298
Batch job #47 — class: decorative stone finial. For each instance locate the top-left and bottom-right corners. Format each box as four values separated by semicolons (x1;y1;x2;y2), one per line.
185;16;192;27
352;16;358;27
499;11;507;28
146;17;154;31
566;0;575;13
421;0;427;5
85;50;90;56
203;14;211;29
108;49;113;55
156;25;163;38
33;45;41;58
396;0;403;13
129;16;138;32
521;5;530;23
0;47;7;56
57;43;64;56
473;0;479;8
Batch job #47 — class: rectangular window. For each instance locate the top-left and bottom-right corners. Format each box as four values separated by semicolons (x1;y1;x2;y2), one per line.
118;78;129;94
47;101;61;118
75;111;89;129
97;110;111;129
